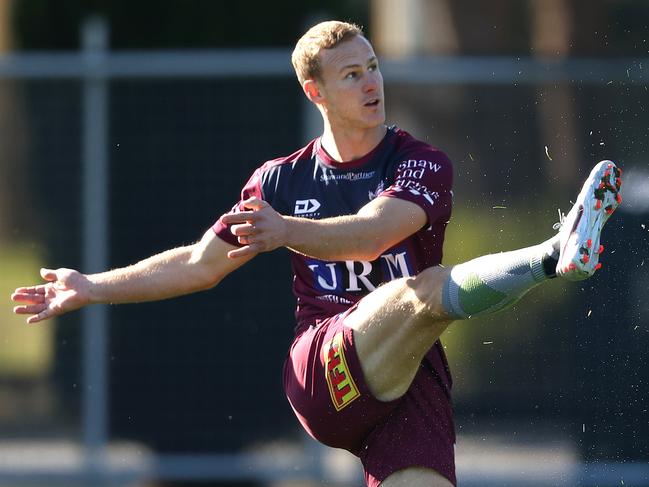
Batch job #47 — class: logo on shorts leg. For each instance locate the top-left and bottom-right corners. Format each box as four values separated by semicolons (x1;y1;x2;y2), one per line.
324;332;360;411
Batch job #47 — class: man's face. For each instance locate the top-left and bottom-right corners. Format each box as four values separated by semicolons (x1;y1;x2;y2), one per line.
315;35;385;130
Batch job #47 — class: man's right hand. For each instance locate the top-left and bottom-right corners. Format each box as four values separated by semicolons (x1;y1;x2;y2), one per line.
11;268;92;324
220;197;289;259
11;230;256;322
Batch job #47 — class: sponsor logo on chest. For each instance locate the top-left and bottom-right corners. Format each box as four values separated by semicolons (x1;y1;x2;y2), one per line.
397;159;443;178
308;251;413;294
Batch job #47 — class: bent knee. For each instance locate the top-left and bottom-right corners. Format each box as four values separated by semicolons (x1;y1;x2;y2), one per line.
406;266;452;318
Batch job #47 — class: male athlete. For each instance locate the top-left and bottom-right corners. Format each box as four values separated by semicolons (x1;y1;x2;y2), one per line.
11;21;621;487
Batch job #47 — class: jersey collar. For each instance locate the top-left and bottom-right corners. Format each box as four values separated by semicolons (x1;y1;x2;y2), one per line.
315;127;395;170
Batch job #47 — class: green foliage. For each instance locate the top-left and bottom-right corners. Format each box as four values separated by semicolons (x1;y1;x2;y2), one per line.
0;244;53;377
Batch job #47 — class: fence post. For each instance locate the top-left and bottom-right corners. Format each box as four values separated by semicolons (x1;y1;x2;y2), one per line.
80;15;110;469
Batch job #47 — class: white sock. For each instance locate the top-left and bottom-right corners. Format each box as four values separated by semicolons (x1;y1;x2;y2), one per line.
442;238;557;319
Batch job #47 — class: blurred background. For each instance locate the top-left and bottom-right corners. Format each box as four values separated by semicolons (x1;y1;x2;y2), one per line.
0;0;648;486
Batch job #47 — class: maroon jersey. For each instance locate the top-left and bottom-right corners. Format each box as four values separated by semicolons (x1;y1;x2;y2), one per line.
213;126;453;330
215;126;456;484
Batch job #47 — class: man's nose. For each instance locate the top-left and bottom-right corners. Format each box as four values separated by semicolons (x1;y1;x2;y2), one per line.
363;71;380;92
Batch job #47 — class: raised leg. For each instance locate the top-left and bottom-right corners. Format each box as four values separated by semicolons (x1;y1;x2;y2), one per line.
345;160;622;403
345;240;551;401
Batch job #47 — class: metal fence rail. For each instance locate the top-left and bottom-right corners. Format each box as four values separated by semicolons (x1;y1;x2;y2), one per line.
1;442;648;486
1;50;646;84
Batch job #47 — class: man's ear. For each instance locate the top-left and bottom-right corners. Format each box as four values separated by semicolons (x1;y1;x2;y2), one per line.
303;79;324;104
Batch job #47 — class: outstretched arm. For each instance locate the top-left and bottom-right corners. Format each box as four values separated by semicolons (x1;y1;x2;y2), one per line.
221;195;427;262
11;230;253;324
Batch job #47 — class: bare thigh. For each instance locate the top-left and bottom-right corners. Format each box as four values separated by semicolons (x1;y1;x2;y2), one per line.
380;467;455;487
343;265;454;401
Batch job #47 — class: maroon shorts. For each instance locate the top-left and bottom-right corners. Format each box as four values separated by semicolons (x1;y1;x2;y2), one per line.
282;308;456;486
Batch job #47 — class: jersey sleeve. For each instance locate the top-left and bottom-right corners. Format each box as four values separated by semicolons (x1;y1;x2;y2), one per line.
379;149;453;226
211;167;265;247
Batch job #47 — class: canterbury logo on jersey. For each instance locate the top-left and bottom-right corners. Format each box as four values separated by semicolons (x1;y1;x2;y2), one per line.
294;199;321;215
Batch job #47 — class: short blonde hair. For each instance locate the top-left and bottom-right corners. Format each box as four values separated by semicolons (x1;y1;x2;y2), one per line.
291;20;364;84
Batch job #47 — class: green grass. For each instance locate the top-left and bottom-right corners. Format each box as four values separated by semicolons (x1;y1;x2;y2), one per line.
0;243;53;378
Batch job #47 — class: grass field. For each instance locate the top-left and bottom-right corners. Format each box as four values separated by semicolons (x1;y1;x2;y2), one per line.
0;243;53;378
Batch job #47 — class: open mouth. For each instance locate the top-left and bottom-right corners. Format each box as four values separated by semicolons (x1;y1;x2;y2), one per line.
364;99;380;107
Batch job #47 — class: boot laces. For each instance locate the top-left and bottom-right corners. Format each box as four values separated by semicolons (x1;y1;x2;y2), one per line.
552;208;566;231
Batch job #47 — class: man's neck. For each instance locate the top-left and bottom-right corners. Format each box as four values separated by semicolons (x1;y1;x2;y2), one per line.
320;124;387;163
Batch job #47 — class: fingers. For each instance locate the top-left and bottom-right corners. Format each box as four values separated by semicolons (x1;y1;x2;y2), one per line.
40;268;58;282
241;197;268;211
221;211;257;226
229;223;256;237
12;285;46;296
11;268;64;324
13;303;56;324
231;230;271;248
14;303;56;324
26;308;55;324
11;270;59;301
11;291;46;304
13;303;47;315
227;244;261;259
220;198;269;225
